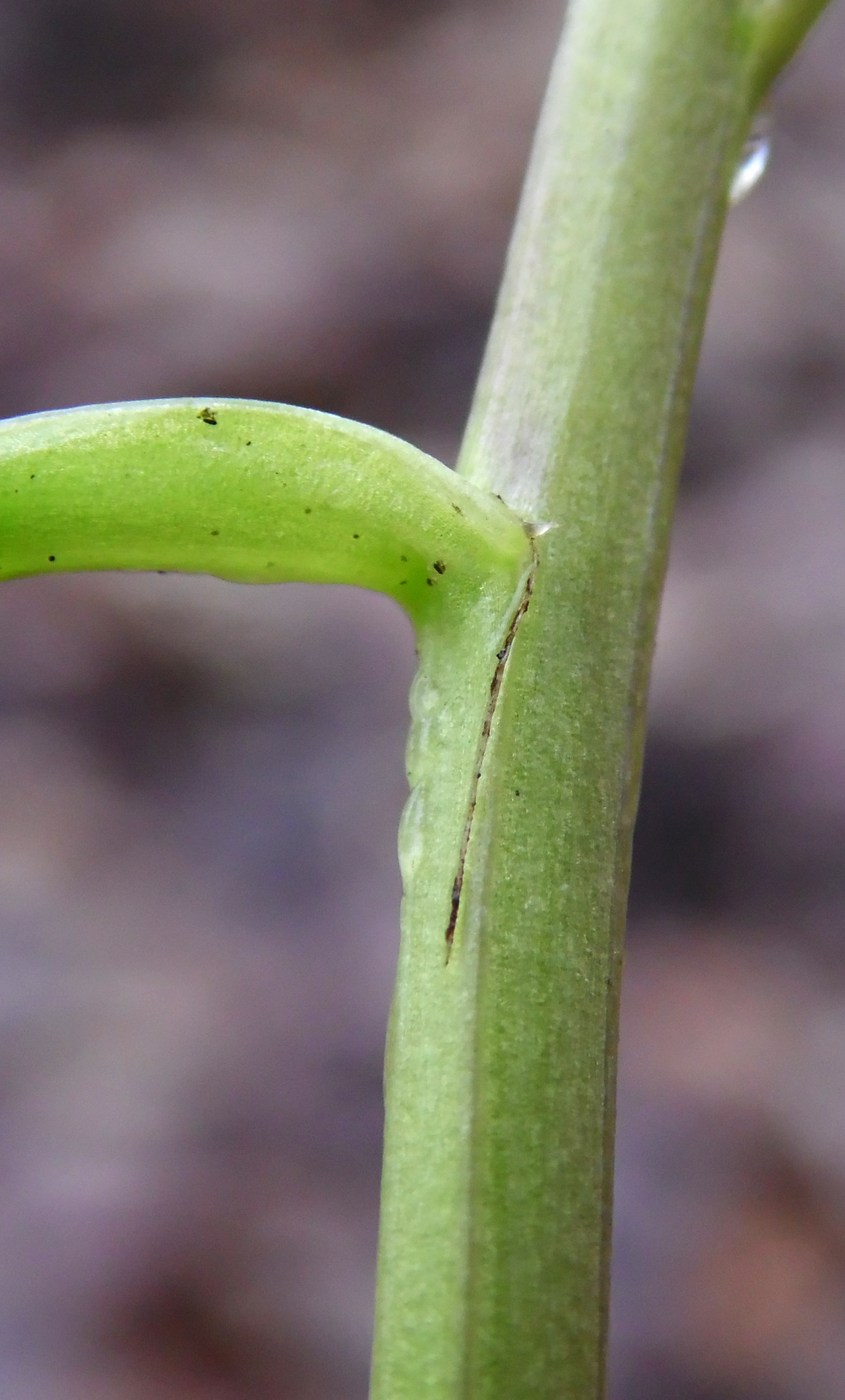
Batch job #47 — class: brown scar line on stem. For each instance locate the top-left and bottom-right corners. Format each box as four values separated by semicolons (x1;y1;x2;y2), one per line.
445;537;538;958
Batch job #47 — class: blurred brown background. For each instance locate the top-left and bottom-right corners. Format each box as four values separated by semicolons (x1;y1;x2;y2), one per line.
0;1;842;1397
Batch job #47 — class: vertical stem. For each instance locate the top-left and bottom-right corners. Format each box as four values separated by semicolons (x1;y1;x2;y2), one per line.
373;0;829;1395
450;4;751;1391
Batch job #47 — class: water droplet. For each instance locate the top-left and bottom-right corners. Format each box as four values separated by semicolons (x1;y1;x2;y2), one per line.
730;110;771;205
409;668;439;721
398;786;426;880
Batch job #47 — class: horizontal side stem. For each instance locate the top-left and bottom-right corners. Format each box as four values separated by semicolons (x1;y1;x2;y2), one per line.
0;398;529;623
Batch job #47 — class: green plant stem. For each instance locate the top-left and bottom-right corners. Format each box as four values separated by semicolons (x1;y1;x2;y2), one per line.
0;0;828;1394
0;400;528;612
372;0;829;1397
743;0;835;103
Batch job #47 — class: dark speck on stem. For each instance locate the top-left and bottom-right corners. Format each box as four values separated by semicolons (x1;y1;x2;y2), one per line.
48;554;56;562
433;559;446;574
198;407;218;426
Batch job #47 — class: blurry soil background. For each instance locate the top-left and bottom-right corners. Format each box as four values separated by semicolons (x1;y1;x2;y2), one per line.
0;1;843;1397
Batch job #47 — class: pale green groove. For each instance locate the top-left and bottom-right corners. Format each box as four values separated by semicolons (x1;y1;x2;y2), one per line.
372;0;833;1398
